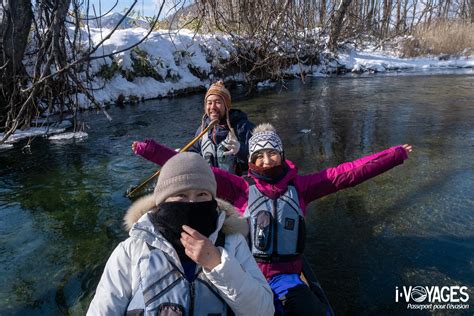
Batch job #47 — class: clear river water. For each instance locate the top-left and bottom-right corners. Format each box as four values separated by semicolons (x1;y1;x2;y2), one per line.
1;70;473;315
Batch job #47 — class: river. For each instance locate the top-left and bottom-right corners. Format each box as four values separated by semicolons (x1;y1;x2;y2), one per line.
1;70;473;315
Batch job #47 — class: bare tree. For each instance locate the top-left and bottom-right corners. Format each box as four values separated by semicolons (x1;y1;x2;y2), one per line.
321;0;328;24
395;0;402;32
0;0;33;132
329;0;353;51
471;0;474;22
2;0;471;142
0;0;164;143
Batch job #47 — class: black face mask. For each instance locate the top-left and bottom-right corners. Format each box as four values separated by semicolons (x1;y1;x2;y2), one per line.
150;200;218;262
249;163;288;184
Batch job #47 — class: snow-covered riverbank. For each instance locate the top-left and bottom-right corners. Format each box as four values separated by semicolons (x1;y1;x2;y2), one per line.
83;28;473;104
1;27;473;148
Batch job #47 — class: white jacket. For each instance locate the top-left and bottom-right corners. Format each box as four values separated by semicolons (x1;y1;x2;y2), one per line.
87;196;274;316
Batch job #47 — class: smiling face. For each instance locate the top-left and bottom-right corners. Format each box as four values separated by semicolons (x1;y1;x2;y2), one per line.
252;149;282;168
164;189;213;203
205;94;226;121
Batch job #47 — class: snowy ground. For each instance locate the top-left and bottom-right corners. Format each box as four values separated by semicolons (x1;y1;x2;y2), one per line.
1;27;472;148
338;47;474;73
79;27;474;106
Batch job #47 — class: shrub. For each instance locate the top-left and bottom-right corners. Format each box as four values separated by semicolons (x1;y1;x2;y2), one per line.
400;19;474;57
98;58;121;80
129;47;164;81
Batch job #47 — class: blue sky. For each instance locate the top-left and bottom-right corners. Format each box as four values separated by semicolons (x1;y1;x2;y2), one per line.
84;0;190;18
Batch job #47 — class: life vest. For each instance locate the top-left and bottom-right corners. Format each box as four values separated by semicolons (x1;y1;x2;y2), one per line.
243;180;306;262
126;235;232;316
200;126;236;174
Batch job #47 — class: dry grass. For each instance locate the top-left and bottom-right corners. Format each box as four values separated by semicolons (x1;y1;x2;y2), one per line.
400;20;474;57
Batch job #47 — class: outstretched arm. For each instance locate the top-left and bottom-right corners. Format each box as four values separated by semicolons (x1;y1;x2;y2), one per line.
298;145;412;203
132;139;178;166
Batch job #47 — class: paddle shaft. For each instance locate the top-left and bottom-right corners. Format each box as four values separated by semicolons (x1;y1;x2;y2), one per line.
127;119;218;198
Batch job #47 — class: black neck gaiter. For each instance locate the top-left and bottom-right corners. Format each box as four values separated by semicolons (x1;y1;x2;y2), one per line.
150;200;218;262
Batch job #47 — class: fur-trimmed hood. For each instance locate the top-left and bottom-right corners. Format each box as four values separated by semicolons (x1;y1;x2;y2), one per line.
123;194;249;237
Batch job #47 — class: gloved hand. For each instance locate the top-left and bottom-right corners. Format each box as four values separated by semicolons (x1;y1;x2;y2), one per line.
222;134;240;156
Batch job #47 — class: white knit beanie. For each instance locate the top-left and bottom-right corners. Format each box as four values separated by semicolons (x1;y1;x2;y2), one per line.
154;152;217;206
248;123;283;162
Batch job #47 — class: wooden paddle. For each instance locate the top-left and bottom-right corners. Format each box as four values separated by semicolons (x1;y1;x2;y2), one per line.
126;119;219;198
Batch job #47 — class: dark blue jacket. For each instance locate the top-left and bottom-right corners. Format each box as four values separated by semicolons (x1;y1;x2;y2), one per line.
189;109;255;174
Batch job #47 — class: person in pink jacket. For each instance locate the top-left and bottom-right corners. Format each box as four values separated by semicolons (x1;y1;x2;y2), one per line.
132;123;412;315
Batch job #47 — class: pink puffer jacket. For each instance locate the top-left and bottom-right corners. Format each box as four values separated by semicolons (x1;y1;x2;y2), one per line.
135;139;408;279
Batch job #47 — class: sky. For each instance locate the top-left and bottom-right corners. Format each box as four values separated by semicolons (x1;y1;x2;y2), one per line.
84;0;192;18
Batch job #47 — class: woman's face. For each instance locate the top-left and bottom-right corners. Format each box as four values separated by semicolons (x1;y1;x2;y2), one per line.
253;149;282;168
165;189;213;203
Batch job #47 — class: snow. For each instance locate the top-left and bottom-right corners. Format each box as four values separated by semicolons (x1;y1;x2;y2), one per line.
338;49;474;73
2;26;473;150
0;144;13;151
257;80;277;88
83;28;228;105
48;132;88;141
72;27;474;105
31;119;73;129
87;12;148;29
0;127;66;144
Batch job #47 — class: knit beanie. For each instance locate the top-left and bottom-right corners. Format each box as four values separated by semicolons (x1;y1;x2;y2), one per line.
248;123;284;162
204;80;232;110
153;152;217;206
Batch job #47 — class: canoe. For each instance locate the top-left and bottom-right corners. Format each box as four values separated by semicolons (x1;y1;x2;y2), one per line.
301;255;335;316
